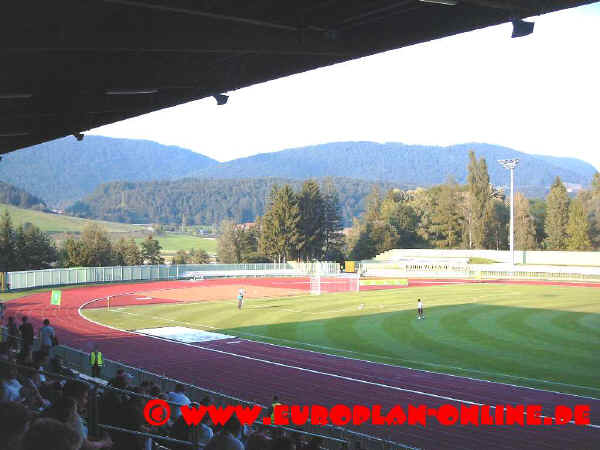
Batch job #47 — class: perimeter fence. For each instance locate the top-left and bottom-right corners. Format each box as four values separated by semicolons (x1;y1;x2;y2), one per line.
4;262;340;291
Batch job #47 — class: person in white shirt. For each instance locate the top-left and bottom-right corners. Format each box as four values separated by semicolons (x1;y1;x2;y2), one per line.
417;298;424;320
39;319;56;354
1;364;23;402
167;383;191;419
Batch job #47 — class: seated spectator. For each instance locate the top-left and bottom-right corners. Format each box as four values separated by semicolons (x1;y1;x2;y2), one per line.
51;355;77;378
0;342;9;361
111;398;152;450
22;418;83;450
306;436;324;449
167;383;191;418
293;433;308;450
1;362;23;402
245;429;271;450
21;365;51;411
149;383;162;397
0;400;32;450
63;380;113;449
205;416;245;450
271;436;296;450
43;396;81;430
139;380;151;394
171;402;213;449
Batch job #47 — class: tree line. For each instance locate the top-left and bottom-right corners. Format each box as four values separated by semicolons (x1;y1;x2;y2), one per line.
345;152;596;260
0;211;57;272
217;180;345;263
0;215;170;272
67;177;403;227
215;152;599;263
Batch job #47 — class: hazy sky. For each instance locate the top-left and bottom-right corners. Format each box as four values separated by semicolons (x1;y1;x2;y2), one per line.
92;3;600;168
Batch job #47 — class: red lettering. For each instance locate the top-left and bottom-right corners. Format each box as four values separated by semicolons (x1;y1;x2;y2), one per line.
574;405;591;425
384;406;406;425
460;405;479;426
290;406;310;426
408;404;427;426
437;405;459;426
554;405;572;425
273;405;289;425
480;405;494;425
143;399;171;427
207;406;235;426
372;405;386;425
526;405;542;425
330;405;352;426
352;405;371;426
234;405;262;426
494;405;504;425
310;405;329;425
180;405;207;426
505;405;525;426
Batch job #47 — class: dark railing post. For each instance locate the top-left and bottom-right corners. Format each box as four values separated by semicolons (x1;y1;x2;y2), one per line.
191;421;200;448
88;385;100;439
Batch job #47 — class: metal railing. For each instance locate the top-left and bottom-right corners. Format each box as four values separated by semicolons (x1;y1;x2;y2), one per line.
4;262;340;291
52;344;412;449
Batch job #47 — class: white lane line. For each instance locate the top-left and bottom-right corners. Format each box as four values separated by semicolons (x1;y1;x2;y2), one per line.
132;331;600;430
80;298;600;430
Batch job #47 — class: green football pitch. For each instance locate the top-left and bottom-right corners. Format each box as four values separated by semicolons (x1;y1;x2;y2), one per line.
82;283;600;397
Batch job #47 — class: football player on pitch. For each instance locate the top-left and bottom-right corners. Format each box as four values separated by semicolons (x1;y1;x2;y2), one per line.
237;288;245;309
417;298;424;320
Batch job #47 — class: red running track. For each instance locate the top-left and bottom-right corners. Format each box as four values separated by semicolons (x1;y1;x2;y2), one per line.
4;279;600;449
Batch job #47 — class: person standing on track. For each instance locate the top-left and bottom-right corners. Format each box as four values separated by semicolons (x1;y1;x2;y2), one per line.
89;344;103;378
237;288;245;309
38;319;56;355
19;316;34;357
417;298;424;320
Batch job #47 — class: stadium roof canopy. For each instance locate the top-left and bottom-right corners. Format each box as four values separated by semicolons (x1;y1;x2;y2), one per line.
1;0;594;155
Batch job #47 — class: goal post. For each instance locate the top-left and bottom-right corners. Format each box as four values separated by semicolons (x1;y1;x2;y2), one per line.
310;273;360;296
310;275;321;296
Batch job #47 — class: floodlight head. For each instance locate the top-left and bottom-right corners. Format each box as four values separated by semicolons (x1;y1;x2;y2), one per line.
73;132;84;141
511;19;534;38
498;159;519;170
213;94;229;105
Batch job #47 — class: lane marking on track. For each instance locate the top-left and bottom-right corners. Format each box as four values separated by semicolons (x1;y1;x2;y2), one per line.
97;306;600;400
113;327;600;430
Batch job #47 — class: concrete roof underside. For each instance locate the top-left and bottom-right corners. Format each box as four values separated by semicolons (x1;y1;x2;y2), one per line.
1;0;595;155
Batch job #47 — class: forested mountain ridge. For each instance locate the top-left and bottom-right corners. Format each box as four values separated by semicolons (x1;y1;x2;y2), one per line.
68;177;405;226
190;142;595;195
0;136;218;206
1;137;595;208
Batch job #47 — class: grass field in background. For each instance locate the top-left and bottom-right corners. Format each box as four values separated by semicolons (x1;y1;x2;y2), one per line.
1;204;216;256
135;234;217;255
0;203;145;233
83;283;600;397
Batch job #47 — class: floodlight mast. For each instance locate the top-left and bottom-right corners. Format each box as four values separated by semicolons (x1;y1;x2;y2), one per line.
498;159;520;266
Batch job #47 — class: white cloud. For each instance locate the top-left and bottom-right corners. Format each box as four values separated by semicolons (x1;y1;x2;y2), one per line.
91;3;600;169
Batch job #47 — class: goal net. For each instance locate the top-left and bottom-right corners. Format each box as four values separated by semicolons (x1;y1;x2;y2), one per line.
310;273;360;296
